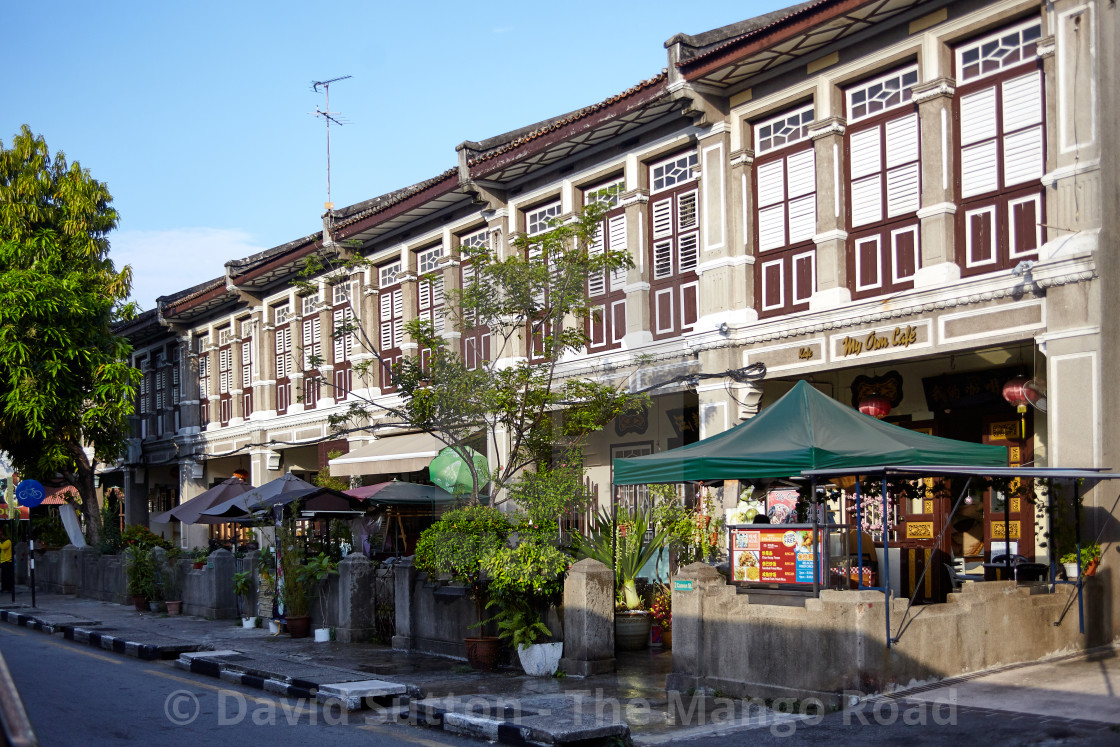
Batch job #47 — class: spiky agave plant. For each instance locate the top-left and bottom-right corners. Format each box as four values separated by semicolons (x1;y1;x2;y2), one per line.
575;505;668;610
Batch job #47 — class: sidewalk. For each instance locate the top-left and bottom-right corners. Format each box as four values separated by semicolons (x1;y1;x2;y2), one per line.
0;586;761;745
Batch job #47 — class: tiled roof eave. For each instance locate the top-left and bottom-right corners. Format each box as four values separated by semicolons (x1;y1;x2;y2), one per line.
465;73;669;171
678;0;866;81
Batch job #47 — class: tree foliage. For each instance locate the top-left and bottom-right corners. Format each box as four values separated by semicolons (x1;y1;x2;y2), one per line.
0;125;139;544
318;193;647;500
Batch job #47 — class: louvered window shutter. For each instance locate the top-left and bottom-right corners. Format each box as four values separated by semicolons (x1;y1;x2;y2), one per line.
275;329;287;379
430;277;444;334
786;149;816;243
380;293;393;350
242;342;251;388
587;224;606;297
756;160;786;250
677;191;698;231
885;113;920;217
1001;71;1043;186
392;290;403;348
651;198;673;239
960;87;999;197
653;239;674;280
607;214;627;291
850;127;882;226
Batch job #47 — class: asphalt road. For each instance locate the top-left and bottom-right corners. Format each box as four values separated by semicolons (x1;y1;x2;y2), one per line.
0;624;473;746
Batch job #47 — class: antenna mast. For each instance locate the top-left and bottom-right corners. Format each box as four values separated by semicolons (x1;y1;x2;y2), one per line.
312;75;351;244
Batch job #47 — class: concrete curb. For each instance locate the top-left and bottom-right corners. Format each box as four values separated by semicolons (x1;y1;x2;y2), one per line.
0;607;203;660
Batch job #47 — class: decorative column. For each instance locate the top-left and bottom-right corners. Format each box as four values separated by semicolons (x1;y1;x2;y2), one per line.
808;115;851;310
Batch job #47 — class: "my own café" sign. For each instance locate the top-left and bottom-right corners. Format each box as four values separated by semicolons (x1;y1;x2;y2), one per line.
833;321;930;359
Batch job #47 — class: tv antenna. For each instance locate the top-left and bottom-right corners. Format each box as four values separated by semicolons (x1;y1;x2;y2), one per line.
312;75;351;232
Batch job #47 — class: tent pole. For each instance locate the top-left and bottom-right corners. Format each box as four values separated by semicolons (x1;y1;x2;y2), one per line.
1075;479;1084;634
882;474;892;648
856;477;864;590
811;478;819;597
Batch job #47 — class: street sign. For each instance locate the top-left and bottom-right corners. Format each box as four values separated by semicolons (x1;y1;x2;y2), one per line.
672;578;694;592
15;479;45;508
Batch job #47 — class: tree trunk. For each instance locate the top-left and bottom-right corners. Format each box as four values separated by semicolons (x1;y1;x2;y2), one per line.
65;445;101;547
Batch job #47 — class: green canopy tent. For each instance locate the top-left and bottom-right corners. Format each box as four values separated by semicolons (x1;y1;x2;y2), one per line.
613;380;1007;485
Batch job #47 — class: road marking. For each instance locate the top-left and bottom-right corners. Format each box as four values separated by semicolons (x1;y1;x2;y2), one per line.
356;725;454;746
0;627;123;664
144;668;314;712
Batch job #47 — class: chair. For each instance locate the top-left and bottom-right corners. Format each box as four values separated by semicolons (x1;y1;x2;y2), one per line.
944;563;982;590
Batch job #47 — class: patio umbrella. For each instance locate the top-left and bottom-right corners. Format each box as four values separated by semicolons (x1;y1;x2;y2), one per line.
345;480;458;507
201;472;316;520
428;446;489;496
151;477;254;525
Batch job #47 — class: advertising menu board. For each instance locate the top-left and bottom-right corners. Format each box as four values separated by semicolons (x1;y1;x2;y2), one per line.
731;527;816;585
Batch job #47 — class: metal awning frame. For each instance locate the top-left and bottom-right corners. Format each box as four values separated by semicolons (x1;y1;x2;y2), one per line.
801;465;1120;645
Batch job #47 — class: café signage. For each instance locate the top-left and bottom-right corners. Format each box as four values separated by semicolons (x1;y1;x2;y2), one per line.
833;320;931;360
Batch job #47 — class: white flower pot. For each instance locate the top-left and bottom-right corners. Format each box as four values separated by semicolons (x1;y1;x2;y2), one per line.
1064;562;1080;580
242;617;257;629
314;627;331;643
268;620;281;635
517;642;563;676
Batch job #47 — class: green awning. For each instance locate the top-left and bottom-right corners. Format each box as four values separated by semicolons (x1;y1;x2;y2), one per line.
613;380;1008;485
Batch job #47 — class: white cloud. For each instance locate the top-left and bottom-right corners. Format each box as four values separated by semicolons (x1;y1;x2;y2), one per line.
110;228;268;309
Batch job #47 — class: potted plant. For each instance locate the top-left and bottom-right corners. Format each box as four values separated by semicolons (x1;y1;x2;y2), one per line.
414;505;512;670
575;505;667;651
190;547;209;569
480;538;569;675
298;552;336;642
649;584;672;649
1060;543;1102;579
162;548;183;615
277;517;312;638
233;570;255;627
124;545;156;611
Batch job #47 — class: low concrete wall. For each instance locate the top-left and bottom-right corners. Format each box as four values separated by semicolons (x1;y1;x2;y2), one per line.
392;557;480;659
669;562;1094;704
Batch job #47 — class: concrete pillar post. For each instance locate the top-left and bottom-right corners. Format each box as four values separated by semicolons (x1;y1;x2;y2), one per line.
558;558;615;676
335;553;375;643
392;557;416;650
666;561;725;693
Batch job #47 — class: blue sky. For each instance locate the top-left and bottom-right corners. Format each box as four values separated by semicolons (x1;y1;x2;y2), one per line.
2;1;787;307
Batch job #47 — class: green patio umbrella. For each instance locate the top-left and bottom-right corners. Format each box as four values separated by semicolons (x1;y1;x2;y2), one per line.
428;446;489;496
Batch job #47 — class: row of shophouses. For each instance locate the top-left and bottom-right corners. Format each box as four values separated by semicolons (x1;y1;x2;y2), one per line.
116;0;1120;632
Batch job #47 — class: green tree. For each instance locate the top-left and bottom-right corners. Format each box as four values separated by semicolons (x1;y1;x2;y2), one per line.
0;126;139;545
322;193;645;500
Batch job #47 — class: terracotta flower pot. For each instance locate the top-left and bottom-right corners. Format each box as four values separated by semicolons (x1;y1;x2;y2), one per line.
165;601;182;615
1085;559;1100;577
286;615;311;639
132;595;148;611
193;562;205;570
464;636;501;671
662;629;672;649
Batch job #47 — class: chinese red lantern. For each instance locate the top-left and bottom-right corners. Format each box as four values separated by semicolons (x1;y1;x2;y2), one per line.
858;394;891;419
1002;375;1030;438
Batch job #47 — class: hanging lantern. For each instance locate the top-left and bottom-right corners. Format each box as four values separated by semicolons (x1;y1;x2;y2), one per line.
858;394;891;419
1002;375;1030;438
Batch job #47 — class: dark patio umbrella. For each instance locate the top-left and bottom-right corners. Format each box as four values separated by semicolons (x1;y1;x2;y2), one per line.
344;480;458;507
150;477;254;525
201;472;316;520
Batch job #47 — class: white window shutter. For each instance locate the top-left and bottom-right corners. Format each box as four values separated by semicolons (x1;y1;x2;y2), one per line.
960;87;997;146
886;162;920;217
651;198;673;239
392;290;403;347
884;114;919;169
588;223;606;297
607;214;627;291
785;150;815;198
419;279;431;310
961;140;999;197
678;232;699;273
1002;71;1042;131
850;175;883;226
1003;127;1044;186
849;127;881;179
677;191;698;231
380;294;393;350
787;195;816;244
756;160;785;207
653;239;674;280
757;204;787;251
